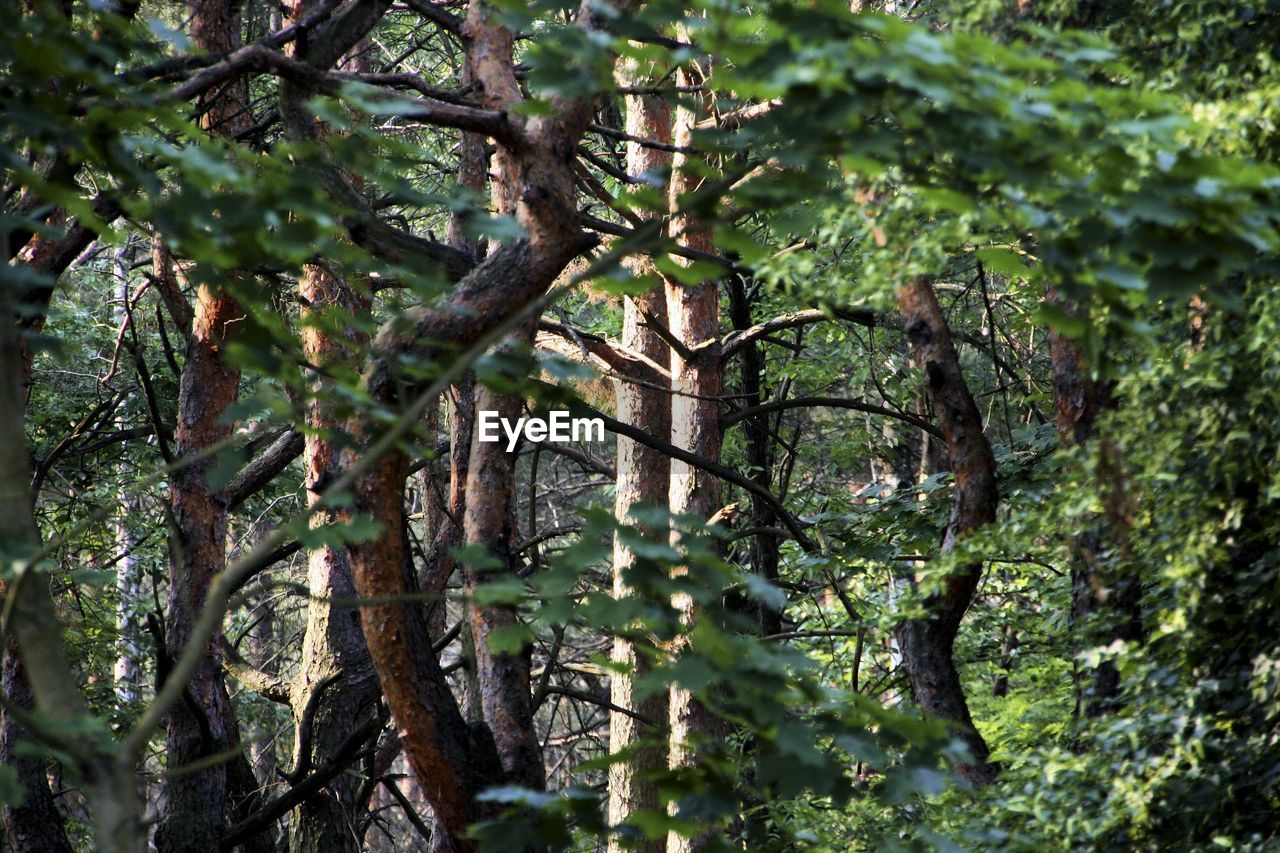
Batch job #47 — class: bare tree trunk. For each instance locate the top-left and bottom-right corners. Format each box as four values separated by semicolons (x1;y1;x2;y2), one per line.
665;54;726;853
344;1;627;846
892;277;999;787
156;2;256;847
288;259;383;851
607;55;673;850
726;275;783;636
464;354;546;790
112;244;144;706
456;11;543;790
1047;288;1142;717
279;19;384;851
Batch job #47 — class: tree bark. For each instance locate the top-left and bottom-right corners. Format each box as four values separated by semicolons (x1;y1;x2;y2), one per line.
343;0;620;843
463;346;546;790
156;2;257;848
726;275;783;636
893;277;999;787
607;55;673;851
273;14;386;849
664;53;726;853
289;261;383;851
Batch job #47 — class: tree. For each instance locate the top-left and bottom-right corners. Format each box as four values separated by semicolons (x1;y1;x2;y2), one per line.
3;0;1280;850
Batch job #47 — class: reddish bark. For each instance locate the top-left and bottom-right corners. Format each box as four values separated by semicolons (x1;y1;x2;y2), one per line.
156;2;258;849
894;277;999;786
665;57;726;853
291;260;383;850
607;62;673;849
344;1;628;845
457;26;545;787
464;346;546;790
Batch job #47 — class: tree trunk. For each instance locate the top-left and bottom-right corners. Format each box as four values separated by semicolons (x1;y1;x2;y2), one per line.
112;244;144;706
608;56;673;851
288;259;383;851
464;348;546;790
275;19;385;850
344;1;624;846
726;275;783;636
665;55;726;853
156;3;256;847
893;277;999;787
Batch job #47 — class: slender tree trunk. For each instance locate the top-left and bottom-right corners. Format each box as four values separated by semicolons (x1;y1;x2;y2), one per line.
279;20;384;850
608;56;673;850
665;54;726;853
893;277;999;786
112;244;144;706
156;2;256;847
726;275;782;636
457;6;547;792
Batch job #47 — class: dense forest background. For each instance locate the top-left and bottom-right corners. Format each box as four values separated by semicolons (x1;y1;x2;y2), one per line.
2;0;1279;850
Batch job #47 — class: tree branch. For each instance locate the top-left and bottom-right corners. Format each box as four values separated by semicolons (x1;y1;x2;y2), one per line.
722;396;942;438
533;380;816;551
221;642;290;704
220;427;304;511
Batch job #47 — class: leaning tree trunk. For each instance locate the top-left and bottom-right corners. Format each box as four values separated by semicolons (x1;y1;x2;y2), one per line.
664;53;726;853
607;54;673;851
893;277;999;787
342;1;633;847
1047;287;1142;717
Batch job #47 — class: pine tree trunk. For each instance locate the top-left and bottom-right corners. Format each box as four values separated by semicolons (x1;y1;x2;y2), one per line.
464;357;546;789
156;2;255;847
281;23;384;851
665;55;726;853
289;260;383;852
607;57;673;850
